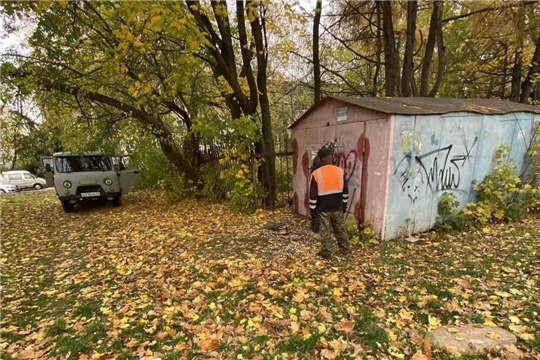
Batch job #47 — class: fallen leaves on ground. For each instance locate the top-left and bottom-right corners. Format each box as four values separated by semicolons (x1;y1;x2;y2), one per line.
1;191;539;359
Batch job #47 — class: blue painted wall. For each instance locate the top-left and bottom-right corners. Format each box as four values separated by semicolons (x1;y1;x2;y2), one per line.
384;112;539;240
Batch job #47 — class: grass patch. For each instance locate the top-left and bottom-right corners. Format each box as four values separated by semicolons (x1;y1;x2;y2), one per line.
274;333;321;355
2;192;539;359
74;301;101;318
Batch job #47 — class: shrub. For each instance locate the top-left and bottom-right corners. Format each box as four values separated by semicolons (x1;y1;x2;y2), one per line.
435;192;467;231
156;171;196;204
437;145;539;231
129;135;200;203
194;113;265;212
130;136;175;190
276;169;292;194
199;162;229;201
465;145;538;223
346;217;379;245
223;158;265;213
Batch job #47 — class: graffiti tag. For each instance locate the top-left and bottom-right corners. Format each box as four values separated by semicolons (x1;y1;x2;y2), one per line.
394;136;478;202
337;150;358;183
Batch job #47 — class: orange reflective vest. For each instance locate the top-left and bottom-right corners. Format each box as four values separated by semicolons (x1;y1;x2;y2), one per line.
311;165;345;196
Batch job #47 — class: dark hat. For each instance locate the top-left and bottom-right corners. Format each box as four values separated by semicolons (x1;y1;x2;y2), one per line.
317;146;334;158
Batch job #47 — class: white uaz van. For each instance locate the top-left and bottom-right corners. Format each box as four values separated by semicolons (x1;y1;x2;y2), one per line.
42;153;140;213
0;171;47;190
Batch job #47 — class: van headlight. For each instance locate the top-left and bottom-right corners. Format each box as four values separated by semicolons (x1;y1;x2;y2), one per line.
63;181;72;189
104;178;113;186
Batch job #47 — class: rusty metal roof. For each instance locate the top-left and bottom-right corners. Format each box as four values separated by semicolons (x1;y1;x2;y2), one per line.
289;95;540;129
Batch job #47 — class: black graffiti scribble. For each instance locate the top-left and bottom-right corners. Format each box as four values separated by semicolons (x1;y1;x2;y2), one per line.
394;136;479;194
394;153;413;190
454;136;479;167
416;145;460;191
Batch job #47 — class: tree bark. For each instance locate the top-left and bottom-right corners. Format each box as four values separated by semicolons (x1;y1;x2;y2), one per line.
235;1;259;114
379;1;401;97
429;19;445;97
313;0;322;104
10;150;17;170
158;137;199;183
373;3;382;96
510;51;523;101
520;34;540;103
420;1;443;96
501;44;508;99
402;0;417;97
186;0;276;206
249;0;276;207
187;1;250;109
511;2;525;102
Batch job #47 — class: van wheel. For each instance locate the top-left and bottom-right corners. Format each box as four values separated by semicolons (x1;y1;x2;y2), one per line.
62;201;74;213
34;184;43;190
112;196;121;207
0;189;5;194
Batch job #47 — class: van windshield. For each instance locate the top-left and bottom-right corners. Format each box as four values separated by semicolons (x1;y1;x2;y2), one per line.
55;156;112;173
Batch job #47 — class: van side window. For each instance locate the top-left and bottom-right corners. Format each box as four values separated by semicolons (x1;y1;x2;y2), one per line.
8;174;22;181
24;174;34;180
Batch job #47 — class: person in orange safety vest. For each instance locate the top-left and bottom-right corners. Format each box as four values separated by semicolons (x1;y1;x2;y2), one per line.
309;146;350;259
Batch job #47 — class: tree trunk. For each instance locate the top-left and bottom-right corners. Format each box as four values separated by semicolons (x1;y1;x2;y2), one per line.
10;150;17;170
510;51;523;101
520;34;540;103
183;131;203;168
429;18;445;97
235;1;259;114
313;0;322;104
249;0;276;207
187;0;276;206
402;0;417;97
379;1;401;97
158;135;199;183
511;2;525;102
420;1;443;96
501;44;508;99
373;3;382;96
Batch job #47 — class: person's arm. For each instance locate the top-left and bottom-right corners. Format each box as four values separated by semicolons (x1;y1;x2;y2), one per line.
342;172;349;212
309;174;318;216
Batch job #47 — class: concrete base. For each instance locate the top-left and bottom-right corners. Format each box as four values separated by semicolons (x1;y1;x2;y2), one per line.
426;324;517;356
405;236;421;243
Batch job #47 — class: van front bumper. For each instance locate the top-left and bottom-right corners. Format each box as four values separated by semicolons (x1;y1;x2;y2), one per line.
58;191;121;202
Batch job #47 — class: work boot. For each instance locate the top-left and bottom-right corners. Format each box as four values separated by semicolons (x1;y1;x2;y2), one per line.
340;248;350;256
317;250;331;259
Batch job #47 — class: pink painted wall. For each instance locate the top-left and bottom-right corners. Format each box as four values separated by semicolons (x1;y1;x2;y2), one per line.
291;98;391;236
363;117;392;235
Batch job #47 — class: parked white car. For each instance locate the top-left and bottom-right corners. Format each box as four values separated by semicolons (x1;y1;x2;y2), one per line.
0;183;19;194
0;171;47;190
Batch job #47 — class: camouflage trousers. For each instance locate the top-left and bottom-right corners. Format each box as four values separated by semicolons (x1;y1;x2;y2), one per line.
319;211;349;254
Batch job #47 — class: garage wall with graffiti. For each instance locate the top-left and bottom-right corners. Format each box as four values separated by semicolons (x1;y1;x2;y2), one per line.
291;98;392;236
384;112;540;239
291;96;540;241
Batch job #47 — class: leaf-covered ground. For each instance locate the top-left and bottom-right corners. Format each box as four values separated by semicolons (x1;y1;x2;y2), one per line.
1;191;539;360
